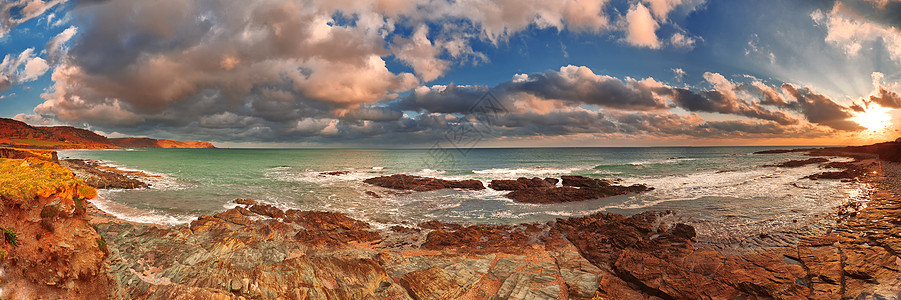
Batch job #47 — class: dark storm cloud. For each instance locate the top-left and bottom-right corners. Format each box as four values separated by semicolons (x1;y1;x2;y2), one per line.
664;88;798;125
610;112;822;138
868;86;901;109
781;83;863;131
391;83;499;113
496;66;669;111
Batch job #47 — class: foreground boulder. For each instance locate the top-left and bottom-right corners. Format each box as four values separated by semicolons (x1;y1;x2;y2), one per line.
492;175;652;204
364;174;485;191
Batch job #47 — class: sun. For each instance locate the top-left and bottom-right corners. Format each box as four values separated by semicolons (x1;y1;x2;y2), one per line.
852;105;892;131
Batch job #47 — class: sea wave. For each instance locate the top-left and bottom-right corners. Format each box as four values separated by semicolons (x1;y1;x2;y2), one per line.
471;166;582;178
92;192;196;225
92;161;188;191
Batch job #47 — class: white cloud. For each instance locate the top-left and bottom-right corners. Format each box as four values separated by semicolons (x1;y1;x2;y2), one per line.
22;56;49;81
45;25;76;63
0;48;51;91
669;32;696;48
0;0;67;38
623;3;662;49
812;2;901;63
644;0;684;20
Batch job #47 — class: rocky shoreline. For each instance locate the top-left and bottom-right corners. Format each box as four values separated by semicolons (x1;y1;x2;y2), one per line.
2;142;901;298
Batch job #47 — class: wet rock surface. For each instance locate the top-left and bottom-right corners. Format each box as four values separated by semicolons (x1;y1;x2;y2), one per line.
2;140;891;299
492;175;653;204
762;157;829;168
89;161;901;299
60;159;151;189
363;174;485;191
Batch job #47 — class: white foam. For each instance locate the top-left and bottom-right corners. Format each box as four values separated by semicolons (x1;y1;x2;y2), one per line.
91;161;187;191
471;166;582;178
627;158;695;166
265;167;379;185
91;192;196;225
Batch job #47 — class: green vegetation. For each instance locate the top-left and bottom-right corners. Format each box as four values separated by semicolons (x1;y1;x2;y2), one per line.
2;227;17;247
9;138;73;148
96;236;108;254
74;198;86;215
0;158;97;205
40;204;59;219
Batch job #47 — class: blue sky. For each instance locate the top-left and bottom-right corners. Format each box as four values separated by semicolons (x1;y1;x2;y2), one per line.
1;0;899;147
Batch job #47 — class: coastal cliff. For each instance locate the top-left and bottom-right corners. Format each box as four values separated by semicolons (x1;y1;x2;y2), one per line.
109;137;215;149
0;158;118;299
0;118;214;149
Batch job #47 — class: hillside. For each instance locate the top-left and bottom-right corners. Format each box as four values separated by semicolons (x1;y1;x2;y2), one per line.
0;118;65;148
110;137;215;149
43;127;118;149
0;118;215;149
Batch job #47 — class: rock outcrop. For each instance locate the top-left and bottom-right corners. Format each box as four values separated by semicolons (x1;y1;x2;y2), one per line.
60;159;151;189
762;157;829;168
491;175;652;204
0;158;117;299
363;174;485;191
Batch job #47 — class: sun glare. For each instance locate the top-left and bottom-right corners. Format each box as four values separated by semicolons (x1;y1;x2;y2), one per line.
853;105;892;131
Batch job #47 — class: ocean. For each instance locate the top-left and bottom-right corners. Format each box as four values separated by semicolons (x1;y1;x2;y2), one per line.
58;147;869;241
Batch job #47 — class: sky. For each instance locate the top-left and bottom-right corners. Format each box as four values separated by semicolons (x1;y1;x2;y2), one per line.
1;0;900;147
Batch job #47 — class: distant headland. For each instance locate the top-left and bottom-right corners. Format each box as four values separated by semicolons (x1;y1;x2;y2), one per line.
0;118;214;149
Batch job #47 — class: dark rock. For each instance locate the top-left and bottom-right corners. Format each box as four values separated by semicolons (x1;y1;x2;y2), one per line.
60;159;150;189
233;198;257;206
249;204;285;219
505;176;652;204
507;186;601;203
762;157;829;168
561;175;611;188
488;177;556;191
320;171;350;176
364;191;381;198
422;224;533;254
363;174;484;191
671;223;696;241
487;179;527;191
283;210;370;231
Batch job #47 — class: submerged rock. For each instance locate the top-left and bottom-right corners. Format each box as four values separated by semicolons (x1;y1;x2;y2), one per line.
762;157;829;168
363;174;485;191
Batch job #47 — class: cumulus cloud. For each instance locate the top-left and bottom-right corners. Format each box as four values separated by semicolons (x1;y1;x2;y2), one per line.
45;25;77;63
867;86;901;108
781;83;862;131
0;48;51;92
623;3;662;49
865;72;901;109
811;1;901;63
499;65;670;111
9;0;877;145
0;0;66;37
32;0;712;132
669;32;697;48
390;25;451;82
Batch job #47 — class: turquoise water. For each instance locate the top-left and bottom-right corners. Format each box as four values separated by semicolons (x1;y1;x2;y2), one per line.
59;147;867;239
